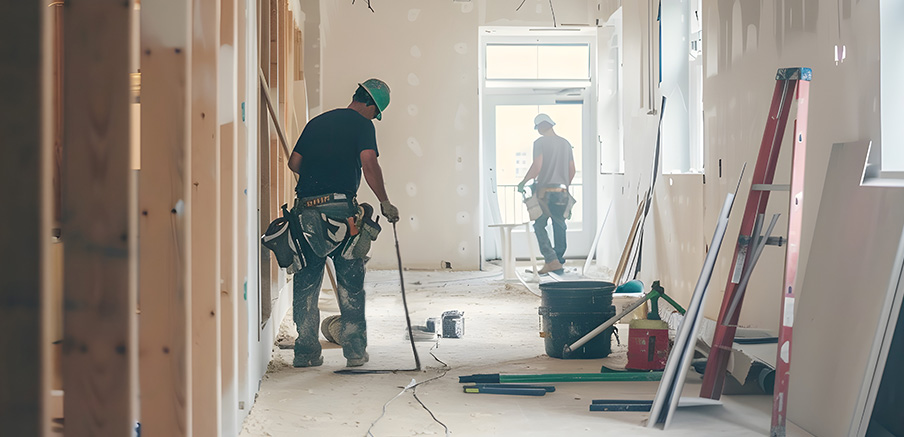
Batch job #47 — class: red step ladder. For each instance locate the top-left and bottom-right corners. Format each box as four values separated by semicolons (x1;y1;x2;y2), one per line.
699;67;811;437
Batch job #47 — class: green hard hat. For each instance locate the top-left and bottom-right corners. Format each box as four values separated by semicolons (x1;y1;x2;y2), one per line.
358;78;390;121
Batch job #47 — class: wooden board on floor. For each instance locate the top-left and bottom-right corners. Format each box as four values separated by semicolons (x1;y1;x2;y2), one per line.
61;1;134;435
0;2;44;435
139;0;192;434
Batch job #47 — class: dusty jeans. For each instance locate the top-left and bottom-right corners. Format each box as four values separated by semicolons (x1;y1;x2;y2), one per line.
533;191;568;264
292;208;367;365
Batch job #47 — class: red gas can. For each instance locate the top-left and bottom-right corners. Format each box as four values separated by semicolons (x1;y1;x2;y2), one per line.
626;319;670;371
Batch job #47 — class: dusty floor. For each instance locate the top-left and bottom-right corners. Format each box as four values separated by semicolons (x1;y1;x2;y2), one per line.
240;265;812;437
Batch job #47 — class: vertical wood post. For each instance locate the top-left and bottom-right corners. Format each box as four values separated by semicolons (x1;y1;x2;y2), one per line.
190;0;222;434
139;0;193;434
220;0;240;432
61;1;135;435
258;0;273;324
236;0;252;415
0;2;45;435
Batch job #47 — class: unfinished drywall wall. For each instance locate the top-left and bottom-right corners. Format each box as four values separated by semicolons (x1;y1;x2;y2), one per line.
317;0;480;269
312;0;609;270
694;0;880;329
789;142;904;436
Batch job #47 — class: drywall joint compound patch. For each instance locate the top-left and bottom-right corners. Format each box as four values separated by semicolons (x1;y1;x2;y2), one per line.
410;45;421;58
407;73;420;86
407;137;423;157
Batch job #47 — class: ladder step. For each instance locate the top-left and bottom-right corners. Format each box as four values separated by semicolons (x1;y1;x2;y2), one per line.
751;184;790;192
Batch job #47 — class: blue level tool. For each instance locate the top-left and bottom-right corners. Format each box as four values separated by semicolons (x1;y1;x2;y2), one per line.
463;386;547;396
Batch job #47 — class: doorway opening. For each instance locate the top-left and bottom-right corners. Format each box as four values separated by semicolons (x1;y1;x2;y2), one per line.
479;27;598;261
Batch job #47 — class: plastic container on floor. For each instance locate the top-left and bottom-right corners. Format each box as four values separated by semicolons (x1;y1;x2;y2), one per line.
538;281;617;359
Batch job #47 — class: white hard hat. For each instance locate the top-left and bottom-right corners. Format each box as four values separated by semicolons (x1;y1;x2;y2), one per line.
534;113;556;130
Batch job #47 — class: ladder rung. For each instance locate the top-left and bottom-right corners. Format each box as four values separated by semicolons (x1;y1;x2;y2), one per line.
751;184;790;192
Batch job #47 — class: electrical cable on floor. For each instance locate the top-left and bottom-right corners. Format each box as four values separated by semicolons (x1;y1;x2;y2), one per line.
365;343;451;437
365;379;415;437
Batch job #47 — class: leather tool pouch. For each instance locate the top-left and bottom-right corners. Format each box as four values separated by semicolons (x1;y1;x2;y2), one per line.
341;202;382;260
260;204;306;274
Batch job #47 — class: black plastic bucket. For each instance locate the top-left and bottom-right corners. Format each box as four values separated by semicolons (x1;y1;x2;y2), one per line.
538;281;617;359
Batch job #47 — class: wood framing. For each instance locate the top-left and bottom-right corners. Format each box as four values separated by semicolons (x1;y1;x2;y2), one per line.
139;0;193;434
190;0;222;434
258;0;273;324
235;0;251;416
220;0;240;433
0;2;44;435
61;1;134;435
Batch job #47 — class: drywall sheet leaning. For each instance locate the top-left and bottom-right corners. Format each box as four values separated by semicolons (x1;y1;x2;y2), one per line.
788;142;904;436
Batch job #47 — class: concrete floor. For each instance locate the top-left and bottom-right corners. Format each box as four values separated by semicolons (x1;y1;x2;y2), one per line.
240;266;813;437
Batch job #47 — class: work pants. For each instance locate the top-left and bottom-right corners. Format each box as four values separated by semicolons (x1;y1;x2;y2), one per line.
534;191;568;264
292;236;367;364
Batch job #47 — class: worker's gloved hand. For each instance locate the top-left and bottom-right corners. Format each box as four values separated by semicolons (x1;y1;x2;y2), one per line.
380;200;400;223
517;181;526;194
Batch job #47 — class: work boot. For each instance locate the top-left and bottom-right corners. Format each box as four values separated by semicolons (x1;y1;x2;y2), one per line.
293;354;324;368
346;352;369;367
538;260;564;274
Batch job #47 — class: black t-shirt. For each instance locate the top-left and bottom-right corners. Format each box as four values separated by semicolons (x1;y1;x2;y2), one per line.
292;108;378;198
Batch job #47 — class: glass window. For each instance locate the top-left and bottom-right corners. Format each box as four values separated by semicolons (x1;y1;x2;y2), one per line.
486;44;590;80
881;0;904;172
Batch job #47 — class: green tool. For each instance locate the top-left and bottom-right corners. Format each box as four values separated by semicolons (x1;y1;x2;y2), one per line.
563;281;685;356
458;372;662;384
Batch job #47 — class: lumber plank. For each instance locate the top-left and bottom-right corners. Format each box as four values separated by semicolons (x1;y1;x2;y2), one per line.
235;0;251;413
139;0;192;434
0;2;44;435
190;0;222;434
259;0;273;324
219;0;239;433
61;1;134;435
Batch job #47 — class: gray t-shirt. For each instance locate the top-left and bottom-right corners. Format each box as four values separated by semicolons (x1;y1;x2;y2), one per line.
533;135;574;187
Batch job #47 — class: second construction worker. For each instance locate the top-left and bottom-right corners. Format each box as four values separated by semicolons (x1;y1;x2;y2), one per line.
517;113;576;274
287;79;399;368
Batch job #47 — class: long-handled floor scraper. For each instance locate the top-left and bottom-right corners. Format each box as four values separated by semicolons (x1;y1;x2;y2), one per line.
335;222;422;374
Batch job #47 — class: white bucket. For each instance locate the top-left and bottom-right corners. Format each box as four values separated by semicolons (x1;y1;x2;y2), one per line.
524;194;543;220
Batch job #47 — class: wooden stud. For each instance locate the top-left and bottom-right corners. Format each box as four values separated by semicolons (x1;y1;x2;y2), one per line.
139;0;192;434
0;2;44;435
269;0;282;298
278;1;288;128
235;0;251;413
220;0;239;432
61;1;135;435
258;0;273;325
190;0;222;434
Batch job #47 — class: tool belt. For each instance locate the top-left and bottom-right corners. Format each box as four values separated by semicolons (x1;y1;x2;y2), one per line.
260;204;307;274
294;193;381;260
340;202;382;261
532;184;577;220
